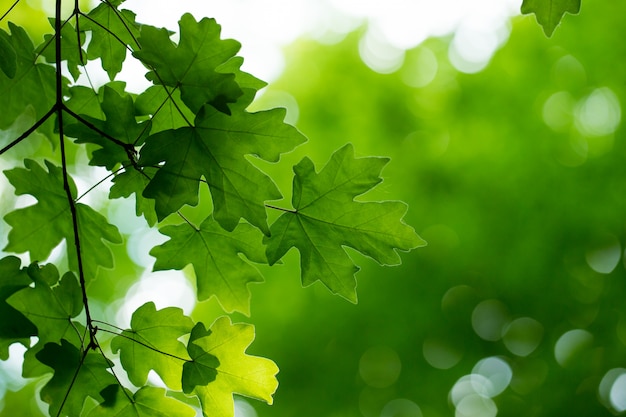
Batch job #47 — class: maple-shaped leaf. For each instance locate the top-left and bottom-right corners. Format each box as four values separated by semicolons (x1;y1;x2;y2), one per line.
37;340;116;417
151;215;267;315
109;167;158;227
111;302;194;390
81;2;140;79
183;317;279;417
216;56;267;111
3;159;122;282
265;144;425;302
0;23;60;140
88;385;196;417
64;85;149;170
139;105;306;232
521;0;581;36
0;256;36;359
64;85;106;122
38;19;87;81
133;13;242;114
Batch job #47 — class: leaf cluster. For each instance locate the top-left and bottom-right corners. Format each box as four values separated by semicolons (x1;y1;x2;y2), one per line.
0;1;422;416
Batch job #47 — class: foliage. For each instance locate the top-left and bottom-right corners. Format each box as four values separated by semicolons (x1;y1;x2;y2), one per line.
0;1;422;417
521;0;581;36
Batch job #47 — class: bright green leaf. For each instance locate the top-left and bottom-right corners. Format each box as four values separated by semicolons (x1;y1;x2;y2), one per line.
0;256;36;359
37;339;116;417
135;86;194;134
151;215;267;315
265;144;426;302
216;57;267;111
186;317;279;417
109;166;159;227
0;23;60;140
81;3;140;79
3;159;122;282
182;323;219;394
110;302;194;390
521;0;581;36
88;385;196;417
133;13;242;114
0;29;17;78
139;105;306;232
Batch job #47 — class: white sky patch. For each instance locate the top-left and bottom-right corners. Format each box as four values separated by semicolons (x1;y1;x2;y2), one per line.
122;0;522;82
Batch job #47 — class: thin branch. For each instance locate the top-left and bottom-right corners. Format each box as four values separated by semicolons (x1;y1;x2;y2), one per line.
100;0;140;48
56;0;96;348
62;105;136;151
97;327;190;362
93;338;134;403
91;319;126;333
177;211;199;231
0;0;20;23
75;165;126;202
73;0;84;65
0;106;56;155
265;204;296;213
78;11;133;52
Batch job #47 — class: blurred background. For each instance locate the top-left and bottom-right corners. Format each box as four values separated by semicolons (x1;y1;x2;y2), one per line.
2;0;626;416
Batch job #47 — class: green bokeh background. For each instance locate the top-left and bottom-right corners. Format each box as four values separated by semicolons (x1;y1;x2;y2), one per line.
2;1;626;416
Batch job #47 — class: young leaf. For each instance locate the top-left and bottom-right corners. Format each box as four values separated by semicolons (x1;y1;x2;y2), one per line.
88;385;196;417
110;302;194;390
0;256;36;359
139;105;306;232
81;2;141;79
265;144;426;302
151;215;267;315
133;13;242;114
37;339;116;417
184;317;279;417
521;0;581;36
0;23;60;140
3;159;122;282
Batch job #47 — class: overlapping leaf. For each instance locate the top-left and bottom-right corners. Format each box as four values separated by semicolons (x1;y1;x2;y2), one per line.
183;317;279;417
111;302;194;390
0;256;36;359
3;159;122;282
88;385;196;417
139;105;306;232
151;215;267;315
133;13;242;114
38;19;86;81
265;144;425;302
0;23;59;140
37;340;116;417
109;166;159;226
521;0;581;36
81;2;141;79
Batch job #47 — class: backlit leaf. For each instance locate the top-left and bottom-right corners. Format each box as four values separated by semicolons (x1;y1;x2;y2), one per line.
265;144;425;302
521;0;581;36
88;385;196;417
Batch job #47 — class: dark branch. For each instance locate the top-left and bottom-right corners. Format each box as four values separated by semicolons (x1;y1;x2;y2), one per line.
0;106;56;155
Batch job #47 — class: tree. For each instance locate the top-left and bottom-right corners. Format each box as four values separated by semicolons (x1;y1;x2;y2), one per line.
0;1;424;416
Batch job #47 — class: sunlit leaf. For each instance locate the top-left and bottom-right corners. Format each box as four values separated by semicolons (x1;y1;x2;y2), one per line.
88;385;196;417
265;144;425;302
521;0;581;36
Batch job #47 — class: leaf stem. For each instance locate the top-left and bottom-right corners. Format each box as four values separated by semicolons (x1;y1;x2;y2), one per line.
0;0;20;22
56;0;96;349
0;106;56;155
55;346;90;417
265;204;296;213
97;327;191;362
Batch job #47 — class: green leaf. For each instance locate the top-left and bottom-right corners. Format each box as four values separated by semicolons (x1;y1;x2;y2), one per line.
139;105;306;232
37;339;116;417
185;317;279;417
65;85;149;170
3;159;122;282
38;19;86;81
216;57;267;111
182;324;219;394
521;0;581;36
110;302;194;390
88;385;196;417
81;3;140;79
133;13;242;114
0;23;60;140
265;144;425;302
151;215;267;315
109;167;159;227
0;29;17;78
135;86;194;134
8;263;85;377
0;256;36;359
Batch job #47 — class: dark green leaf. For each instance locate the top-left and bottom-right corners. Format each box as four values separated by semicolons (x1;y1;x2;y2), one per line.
133;13;242;113
135;86;194;134
139;105;306;232
0;29;17;78
3;159;122;282
88;385;196;417
110;302;194;390
38;19;86;81
185;317;278;417
182;323;219;394
109;166;158;227
265;144;425;302
521;0;581;36
37;340;116;417
0;256;36;359
151;215;267;315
